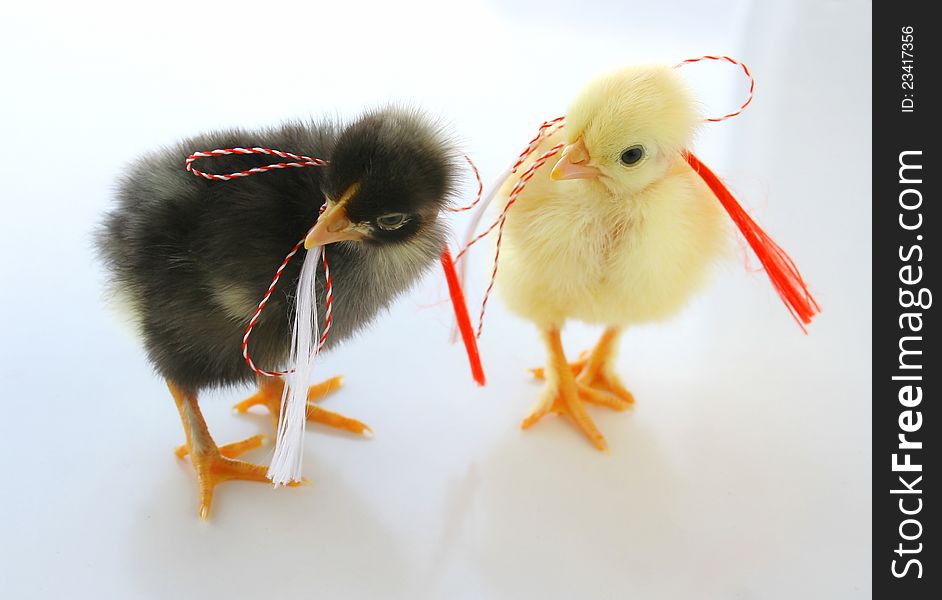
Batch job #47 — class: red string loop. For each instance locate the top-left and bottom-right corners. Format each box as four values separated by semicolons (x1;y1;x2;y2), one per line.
239;230;332;377
511;117;566;173
184;147;331;377
446;156;484;212
456;139;565;336
673;55;755;122
185;147;328;181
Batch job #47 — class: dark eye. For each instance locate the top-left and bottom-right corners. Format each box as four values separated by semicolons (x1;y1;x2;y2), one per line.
375;213;408;230
620;146;645;166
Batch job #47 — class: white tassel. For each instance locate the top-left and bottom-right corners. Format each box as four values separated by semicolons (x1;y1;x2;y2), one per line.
267;245;323;486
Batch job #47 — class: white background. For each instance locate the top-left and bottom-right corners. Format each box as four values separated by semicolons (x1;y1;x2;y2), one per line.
0;1;871;598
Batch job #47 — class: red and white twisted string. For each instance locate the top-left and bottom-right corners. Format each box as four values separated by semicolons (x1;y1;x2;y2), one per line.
510;116;566;173
451;122;567;338
238;213;333;377
446;156;484;213
185;148;332;377
463;143;564;337
455;116;567;262
185;147;327;181
673;55;755;122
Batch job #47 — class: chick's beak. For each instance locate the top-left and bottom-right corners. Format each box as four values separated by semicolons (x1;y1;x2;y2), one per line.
551;139;601;180
304;204;365;248
304;185;367;248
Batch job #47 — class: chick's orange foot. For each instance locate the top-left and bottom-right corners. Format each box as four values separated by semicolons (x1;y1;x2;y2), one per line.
233;375;372;438
531;365;635;411
521;381;609;451
168;381;305;519
522;327;633;451
179;439;305;520
530;327;635;408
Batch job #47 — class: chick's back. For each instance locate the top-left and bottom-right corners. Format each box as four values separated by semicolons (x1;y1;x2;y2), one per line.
98;122;338;391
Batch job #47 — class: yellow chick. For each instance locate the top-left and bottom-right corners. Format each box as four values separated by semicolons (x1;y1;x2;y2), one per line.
494;65;728;450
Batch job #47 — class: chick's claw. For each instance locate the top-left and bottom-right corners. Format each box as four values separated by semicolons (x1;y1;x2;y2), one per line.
308;406;373;437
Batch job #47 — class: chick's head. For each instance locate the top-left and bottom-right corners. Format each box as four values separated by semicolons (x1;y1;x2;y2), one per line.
552;65;699;195
305;107;457;249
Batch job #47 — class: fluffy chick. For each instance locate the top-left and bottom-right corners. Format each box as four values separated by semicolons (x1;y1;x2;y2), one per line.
97;107;458;517
494;66;728;450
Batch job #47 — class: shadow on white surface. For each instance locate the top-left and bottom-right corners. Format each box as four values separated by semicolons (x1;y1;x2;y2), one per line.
123;456;413;599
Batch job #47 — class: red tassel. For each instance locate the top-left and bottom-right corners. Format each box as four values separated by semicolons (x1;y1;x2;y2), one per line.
440;248;486;385
684;151;820;331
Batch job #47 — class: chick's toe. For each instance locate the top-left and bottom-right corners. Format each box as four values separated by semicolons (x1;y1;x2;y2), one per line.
170;381;303;519
521;328;609;451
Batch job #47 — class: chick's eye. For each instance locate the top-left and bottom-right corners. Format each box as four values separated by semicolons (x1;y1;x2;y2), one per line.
375;213;408;230
620;146;644;166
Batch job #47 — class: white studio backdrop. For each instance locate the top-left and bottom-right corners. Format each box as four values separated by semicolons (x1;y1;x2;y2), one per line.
0;1;871;599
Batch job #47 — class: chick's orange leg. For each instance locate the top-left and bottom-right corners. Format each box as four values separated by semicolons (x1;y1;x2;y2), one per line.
531;327;634;409
233;375;372;437
168;381;301;520
521;328;608;451
576;327;635;406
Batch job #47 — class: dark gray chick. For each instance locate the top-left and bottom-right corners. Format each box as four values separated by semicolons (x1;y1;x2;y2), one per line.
97;107;458;518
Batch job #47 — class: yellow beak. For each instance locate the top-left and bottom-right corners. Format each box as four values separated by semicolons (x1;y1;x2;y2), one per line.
551;139;601;180
304;183;366;248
